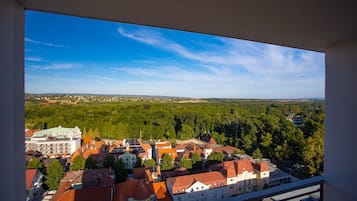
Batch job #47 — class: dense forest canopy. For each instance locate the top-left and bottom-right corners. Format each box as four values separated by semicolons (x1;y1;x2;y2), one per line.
25;97;324;177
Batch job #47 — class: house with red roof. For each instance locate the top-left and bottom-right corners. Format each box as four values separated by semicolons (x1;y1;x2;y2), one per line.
52;185;113;201
114;179;155;201
52;168;115;201
26;169;43;201
166;171;228;201
209;158;270;196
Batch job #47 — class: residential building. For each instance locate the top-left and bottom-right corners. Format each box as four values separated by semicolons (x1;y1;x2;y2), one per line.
52;168;115;201
114;179;156;201
26;169;44;201
210;159;270;196
119;151;136;170
153;182;172;201
70;140;109;167
166;171;227;201
52;185;114;201
25;126;82;158
154;141;174;162
110;138;152;163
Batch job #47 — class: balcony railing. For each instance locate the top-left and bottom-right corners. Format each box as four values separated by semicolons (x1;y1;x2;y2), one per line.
225;176;324;201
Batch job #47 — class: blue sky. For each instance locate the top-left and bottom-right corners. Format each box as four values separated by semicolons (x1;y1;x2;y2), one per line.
25;11;325;99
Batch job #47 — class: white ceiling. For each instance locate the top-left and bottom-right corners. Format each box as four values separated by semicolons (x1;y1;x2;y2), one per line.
22;0;357;52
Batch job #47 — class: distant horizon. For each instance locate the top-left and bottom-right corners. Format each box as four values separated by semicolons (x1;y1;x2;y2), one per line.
25;11;325;99
25;92;324;101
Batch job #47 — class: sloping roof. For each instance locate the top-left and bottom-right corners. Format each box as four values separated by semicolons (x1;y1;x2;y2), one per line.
158;148;177;160
153;182;172;201
213;145;239;155
60;169;115;189
26;169;38;191
114;179;154;201
156;142;172;148
166;171;226;193
53;185;113;201
237;159;254;174
133;167;146;179
208;137;217;144
254;161;270;172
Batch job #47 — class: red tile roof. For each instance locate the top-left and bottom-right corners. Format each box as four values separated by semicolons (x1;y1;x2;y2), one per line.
60;169;115;189
26;169;38;191
210;159;258;178
208;137;217;145
158;149;177;160
167;172;226;194
53;185;113;201
213;145;239;155
133;167;146;179
114;179;154;201
254;161;270;172
153;182;172;201
237;159;255;174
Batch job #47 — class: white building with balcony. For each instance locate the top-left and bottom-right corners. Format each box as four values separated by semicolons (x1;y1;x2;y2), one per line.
25;126;81;158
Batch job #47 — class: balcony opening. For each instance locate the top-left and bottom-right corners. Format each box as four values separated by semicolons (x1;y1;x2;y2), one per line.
24;10;325;201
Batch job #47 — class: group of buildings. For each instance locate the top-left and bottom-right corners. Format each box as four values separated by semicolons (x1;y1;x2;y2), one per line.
25;126;294;201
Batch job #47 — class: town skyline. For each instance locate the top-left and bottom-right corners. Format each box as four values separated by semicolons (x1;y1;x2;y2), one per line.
25;11;325;99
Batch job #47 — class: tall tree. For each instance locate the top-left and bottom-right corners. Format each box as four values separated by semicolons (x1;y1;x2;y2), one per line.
179;157;192;169
45;160;64;190
252;148;263;159
160;154;174;171
70;155;86;171
302;131;324;176
191;152;201;165
144;159;156;168
103;155;115;168
135;157;143;168
114;159;127;183
85;157;97;169
27;157;43;169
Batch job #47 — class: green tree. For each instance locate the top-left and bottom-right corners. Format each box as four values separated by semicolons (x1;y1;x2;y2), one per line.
260;132;273;147
70;155;86;171
135;157;143;168
302;131;324;176
27;157;43;169
85;157;97;169
178;124;194;139
179;157;192;169
45;160;64;190
160;154;174;171
252;148;263;159
103;155;115;168
191;152;201;165
114;159;127;183
207;152;224;166
144;159;156;168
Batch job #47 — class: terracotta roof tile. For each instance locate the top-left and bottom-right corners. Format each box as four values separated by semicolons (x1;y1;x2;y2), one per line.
133;167;146;179
114;179;154;201
167;172;226;194
254;161;269;172
237;159;254;174
26;169;38;191
153;182;172;201
53;185;113;201
158;149;177;160
208;137;217;144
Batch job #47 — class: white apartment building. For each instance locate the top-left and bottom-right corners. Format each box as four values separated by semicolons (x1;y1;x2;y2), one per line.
25;126;82;157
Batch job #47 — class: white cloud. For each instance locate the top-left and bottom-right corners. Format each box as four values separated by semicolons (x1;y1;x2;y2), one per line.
31;63;82;70
25;37;67;48
25;56;43;62
117;26;324;85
